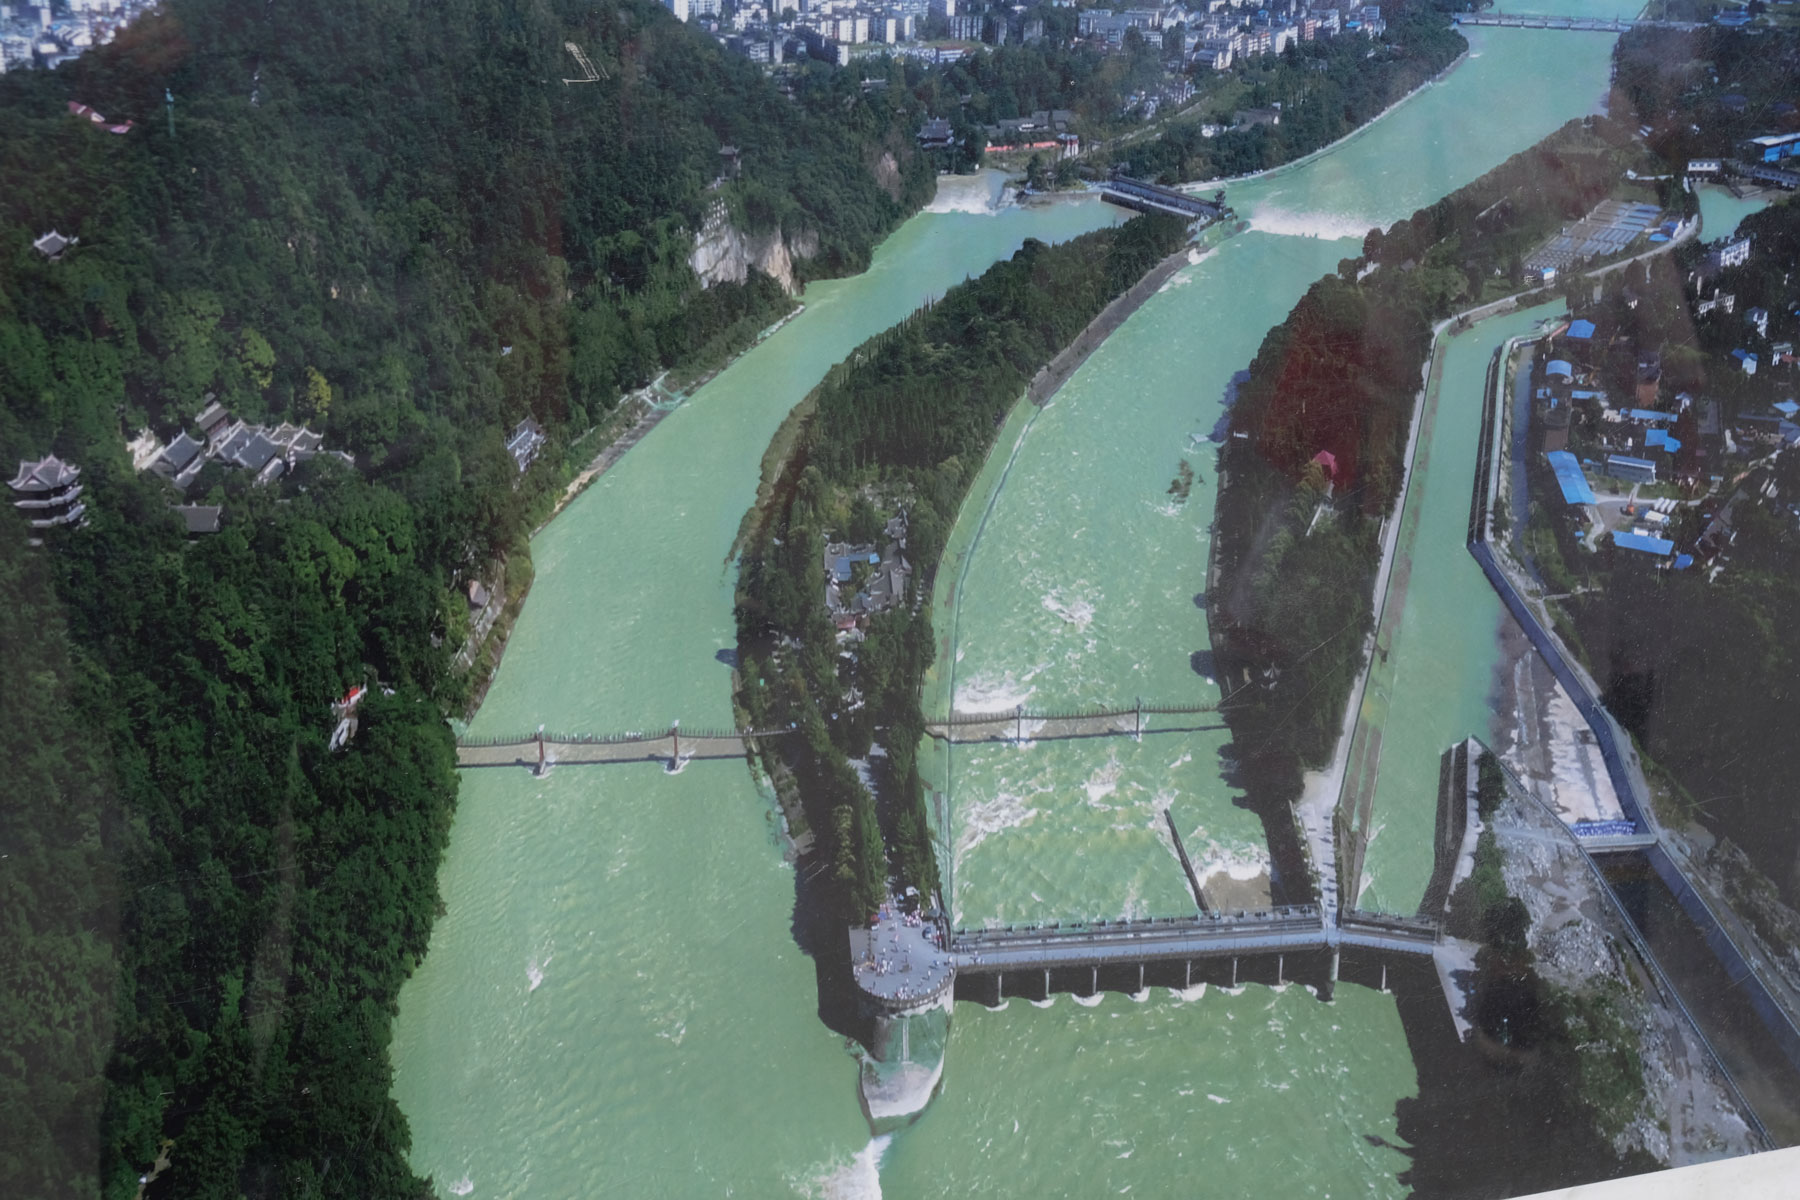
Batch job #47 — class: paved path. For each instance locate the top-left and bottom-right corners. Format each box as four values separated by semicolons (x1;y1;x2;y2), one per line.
1325;210;1704;907
1336;322;1449;905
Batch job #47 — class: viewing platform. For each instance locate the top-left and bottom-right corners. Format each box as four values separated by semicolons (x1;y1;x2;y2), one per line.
850;908;956;1012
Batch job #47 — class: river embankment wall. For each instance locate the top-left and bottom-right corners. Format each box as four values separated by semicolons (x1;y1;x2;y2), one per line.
1468;329;1800;1082
926;233;1223;848
1174;45;1472;198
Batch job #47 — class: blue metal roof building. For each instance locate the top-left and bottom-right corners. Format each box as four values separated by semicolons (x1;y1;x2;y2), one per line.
1545;451;1597;505
1645;429;1682;452
1566;319;1596;340
1614;530;1674;556
1546;359;1574;379
1606;454;1658;484
1627;408;1675;424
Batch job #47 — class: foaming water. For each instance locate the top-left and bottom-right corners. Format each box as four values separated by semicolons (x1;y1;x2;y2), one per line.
526;951;551;992
901;17;1624;1194
1040;589;1097;632
881;986;1415;1195
1246;205;1385;241
953;669;1039;713
1082;756;1122;807
936;232;1339;924
395;13;1634;1195
954;786;1046;860
391;191;1127;1196
926;170;1012;214
799;1135;892;1200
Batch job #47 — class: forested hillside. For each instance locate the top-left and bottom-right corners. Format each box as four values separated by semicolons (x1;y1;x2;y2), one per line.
735;215;1189;922
1615;25;1800;169
1122;0;1466;184
0;1;933;1195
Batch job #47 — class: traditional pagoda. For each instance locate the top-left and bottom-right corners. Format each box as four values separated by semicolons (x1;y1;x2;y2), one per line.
32;230;78;260
8;455;86;532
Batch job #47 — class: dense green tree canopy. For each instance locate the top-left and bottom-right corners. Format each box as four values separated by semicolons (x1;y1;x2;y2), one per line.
0;1;935;1194
736;215;1189;919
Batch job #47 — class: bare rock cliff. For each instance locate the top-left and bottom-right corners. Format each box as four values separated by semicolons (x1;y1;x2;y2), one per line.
690;198;819;294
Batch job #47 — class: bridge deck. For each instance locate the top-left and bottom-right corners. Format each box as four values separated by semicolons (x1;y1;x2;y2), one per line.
924;710;1221;744
1450;13;1702;31
456;700;1223;767
1575;832;1660;852
949;909;1437;973
455;734;752;769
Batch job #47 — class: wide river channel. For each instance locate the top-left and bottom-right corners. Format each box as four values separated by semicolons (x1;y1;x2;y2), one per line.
392;5;1646;1195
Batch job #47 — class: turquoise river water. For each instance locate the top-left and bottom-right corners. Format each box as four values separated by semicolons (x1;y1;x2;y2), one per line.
393;8;1647;1197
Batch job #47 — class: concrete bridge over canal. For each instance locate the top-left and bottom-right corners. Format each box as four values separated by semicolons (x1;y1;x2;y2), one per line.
853;899;1445;1015
1450;12;1705;32
946;906;1441;1003
452;699;1226;770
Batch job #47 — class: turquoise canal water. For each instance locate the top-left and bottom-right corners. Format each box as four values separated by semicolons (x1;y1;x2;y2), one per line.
930;25;1620;926
389;197;1125;1198
393;12;1635;1198
1696;182;1771;241
1354;304;1560;913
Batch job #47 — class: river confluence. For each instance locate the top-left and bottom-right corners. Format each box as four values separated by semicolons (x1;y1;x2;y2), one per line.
393;7;1641;1195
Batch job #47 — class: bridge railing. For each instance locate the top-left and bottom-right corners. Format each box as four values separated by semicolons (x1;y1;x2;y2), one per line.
456;726;794;749
949;906;1322;947
463;699;1227;748
934;699;1221;726
1340;908;1443;943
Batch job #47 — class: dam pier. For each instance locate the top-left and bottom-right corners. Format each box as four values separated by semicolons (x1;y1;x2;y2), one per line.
854;904;1443;1010
848;892;1450;1120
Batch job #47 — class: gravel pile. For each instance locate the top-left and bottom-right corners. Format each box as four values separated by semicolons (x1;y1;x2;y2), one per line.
1493;786;1758;1164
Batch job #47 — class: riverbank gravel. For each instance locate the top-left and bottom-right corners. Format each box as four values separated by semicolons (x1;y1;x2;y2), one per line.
1492;782;1757;1165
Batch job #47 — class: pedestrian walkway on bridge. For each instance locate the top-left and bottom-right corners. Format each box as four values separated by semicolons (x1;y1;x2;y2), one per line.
453;698;1227;769
1450;12;1703;32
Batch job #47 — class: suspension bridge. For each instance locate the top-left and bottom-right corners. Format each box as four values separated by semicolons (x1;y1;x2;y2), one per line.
452;698;1226;770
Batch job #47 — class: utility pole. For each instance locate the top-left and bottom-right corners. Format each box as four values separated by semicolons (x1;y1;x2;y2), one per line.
165;87;174;139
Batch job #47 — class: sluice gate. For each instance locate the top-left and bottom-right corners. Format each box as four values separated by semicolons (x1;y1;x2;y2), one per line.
944;907;1440;1005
